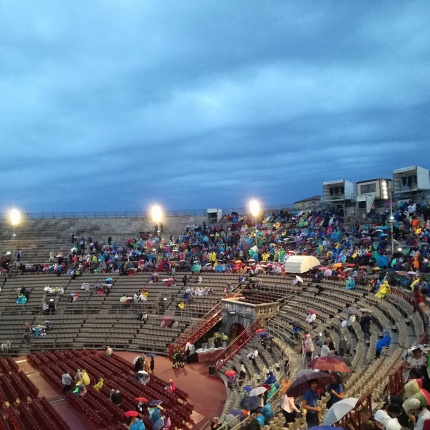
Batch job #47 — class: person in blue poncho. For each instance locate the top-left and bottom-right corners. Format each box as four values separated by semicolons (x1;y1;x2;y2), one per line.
129;416;145;430
376;330;391;358
150;406;161;424
345;276;356;290
264;371;276;385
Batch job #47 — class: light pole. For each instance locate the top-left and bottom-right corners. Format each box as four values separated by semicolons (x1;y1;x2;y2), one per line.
150;205;163;256
249;199;261;246
9;208;21;263
381;181;394;255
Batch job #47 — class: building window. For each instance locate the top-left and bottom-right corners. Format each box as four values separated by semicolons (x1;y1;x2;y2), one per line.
360;183;376;194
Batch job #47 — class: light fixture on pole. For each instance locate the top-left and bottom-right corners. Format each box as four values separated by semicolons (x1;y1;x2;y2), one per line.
381;180;394;254
249;199;261;246
150;205;163;255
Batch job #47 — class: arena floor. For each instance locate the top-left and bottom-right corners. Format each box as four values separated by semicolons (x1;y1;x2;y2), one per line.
14;351;226;430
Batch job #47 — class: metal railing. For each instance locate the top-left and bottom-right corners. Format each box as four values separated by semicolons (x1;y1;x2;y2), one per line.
169;302;222;358
389;361;406;395
214;321;258;371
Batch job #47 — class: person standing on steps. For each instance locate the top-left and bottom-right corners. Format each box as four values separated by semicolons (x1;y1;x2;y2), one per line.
150;356;155;374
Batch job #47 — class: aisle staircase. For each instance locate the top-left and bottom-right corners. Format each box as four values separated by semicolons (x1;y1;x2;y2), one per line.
168;302;222;358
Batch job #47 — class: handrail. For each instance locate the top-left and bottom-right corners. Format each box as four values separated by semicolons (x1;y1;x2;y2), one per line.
169;302;222;358
389;361;406;396
214;321;258;371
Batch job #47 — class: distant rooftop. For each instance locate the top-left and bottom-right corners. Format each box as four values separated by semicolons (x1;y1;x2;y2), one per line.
294;195;321;204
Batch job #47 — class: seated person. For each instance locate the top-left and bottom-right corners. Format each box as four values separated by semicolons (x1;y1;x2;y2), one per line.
110;389;122;405
341;315;356;328
16;294;28;304
165;379;176;393
404;346;427;379
73;382;87;397
104;346;113;357
93;377;104;391
305;312;316;324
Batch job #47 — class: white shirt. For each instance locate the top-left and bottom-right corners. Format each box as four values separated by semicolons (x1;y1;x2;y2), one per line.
282;394;299;413
321;345;331;357
62;373;72;385
414;408;430;430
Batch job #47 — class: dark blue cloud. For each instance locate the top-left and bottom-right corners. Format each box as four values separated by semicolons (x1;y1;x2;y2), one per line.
1;1;430;214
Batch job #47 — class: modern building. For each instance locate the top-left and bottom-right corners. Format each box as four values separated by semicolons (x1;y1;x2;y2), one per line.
355;178;392;213
322;180;354;212
392;165;430;199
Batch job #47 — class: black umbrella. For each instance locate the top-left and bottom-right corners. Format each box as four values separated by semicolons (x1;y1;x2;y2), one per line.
240;396;261;411
287;370;334;397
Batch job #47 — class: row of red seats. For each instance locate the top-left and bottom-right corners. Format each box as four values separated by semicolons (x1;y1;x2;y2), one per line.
17;371;39;397
0;374;20;403
5;406;23;430
39;398;70;430
67;394;104;429
0;357;19;374
11;405;37;429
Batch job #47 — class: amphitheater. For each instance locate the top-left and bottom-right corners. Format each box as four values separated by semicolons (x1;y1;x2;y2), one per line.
0;213;428;430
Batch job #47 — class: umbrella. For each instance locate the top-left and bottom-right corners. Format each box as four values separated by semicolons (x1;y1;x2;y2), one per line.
307;309;317;314
258;332;268;337
249;386;267;397
315;427;345;430
255;329;265;333
125;410;139;417
137;370;149;375
146;353;156;358
225;370;237;378
240;396;261;411
135;397;149;403
295;275;304;283
322;398;359;425
420;389;430;405
287;370;334;397
318;267;329;271
243;385;253;393
346;263;356;267
133;355;144;364
228;409;246;419
343;268;353;273
333;263;343;268
408;271;419;275
342;309;355;315
396;271;410;277
307;356;352;373
149;400;162;407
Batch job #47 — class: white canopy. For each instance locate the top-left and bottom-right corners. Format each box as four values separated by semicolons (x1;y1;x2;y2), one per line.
284;255;320;273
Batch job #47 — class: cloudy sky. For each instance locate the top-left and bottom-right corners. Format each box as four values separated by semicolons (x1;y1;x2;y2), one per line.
1;1;430;215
